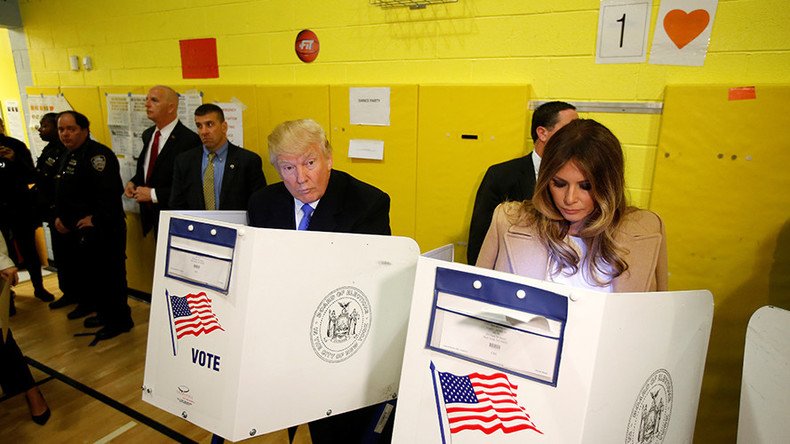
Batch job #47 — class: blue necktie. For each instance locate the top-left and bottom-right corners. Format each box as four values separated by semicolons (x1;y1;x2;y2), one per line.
298;203;314;231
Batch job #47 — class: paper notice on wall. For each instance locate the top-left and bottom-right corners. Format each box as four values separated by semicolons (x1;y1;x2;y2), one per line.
129;94;149;159
349;87;390;126
348;139;384;160
3;100;27;142
179;91;203;133
216;102;244;147
26;94;71;160
649;0;718;66
596;0;652;64
107;94;133;158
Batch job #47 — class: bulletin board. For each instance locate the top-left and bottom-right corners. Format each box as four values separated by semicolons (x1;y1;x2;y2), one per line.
415;85;530;261
649;84;790;442
329;85;418;239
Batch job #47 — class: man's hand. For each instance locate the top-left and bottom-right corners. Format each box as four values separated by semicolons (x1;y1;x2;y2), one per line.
54;217;70;234
0;265;19;286
124;181;137;198
134;186;153;202
76;215;94;229
0;146;14;160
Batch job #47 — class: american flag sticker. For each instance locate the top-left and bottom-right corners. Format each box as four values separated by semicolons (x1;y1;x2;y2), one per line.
166;290;225;356
430;362;541;442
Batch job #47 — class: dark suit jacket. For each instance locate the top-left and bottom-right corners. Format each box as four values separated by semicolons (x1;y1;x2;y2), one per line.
247;169;390;235
130;121;200;235
169;142;266;211
467;154;536;265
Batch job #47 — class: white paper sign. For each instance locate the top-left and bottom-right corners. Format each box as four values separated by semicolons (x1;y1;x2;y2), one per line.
3;100;27;142
596;0;651;64
179;92;203;134
216;102;244;147
649;0;718;66
349;87;390;126
348;139;384;160
26;94;72;161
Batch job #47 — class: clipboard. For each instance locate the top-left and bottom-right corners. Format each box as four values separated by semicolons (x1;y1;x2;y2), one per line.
425;267;568;386
164;218;237;293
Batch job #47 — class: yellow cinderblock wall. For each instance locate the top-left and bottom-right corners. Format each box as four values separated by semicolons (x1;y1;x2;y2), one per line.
8;1;790;441
18;0;790;206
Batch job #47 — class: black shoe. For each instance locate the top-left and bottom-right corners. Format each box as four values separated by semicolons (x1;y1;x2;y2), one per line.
34;289;56;302
31;408;51;425
83;315;105;328
49;295;77;309
95;322;133;341
67;305;94;320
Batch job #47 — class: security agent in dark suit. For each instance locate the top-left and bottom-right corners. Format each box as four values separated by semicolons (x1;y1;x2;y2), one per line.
467;101;578;265
247;119;392;443
124;86;200;236
170;103;266;211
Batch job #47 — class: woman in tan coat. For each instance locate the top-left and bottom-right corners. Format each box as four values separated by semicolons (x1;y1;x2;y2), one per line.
476;119;667;292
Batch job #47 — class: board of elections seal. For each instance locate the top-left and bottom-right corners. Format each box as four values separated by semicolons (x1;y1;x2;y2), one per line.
310;286;371;363
625;368;673;444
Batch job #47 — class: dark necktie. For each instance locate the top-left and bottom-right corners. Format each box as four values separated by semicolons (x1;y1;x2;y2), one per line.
146;130;161;184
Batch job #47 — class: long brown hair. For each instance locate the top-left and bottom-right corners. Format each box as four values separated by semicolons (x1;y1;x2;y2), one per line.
513;119;629;285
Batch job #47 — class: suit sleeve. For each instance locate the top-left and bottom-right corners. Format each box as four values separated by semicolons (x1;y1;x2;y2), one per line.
130;130;150;186
169;154;188;210
359;192;391;235
86;150;124;229
467;167;501;265
475;203;505;269
243;152;267;198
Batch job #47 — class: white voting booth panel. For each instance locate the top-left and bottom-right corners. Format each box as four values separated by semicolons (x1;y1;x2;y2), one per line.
737;306;790;443
142;211;419;441
392;258;713;443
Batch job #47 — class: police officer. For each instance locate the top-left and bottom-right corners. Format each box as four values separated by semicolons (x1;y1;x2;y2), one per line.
35;112;75;310
0;116;55;313
54;111;133;342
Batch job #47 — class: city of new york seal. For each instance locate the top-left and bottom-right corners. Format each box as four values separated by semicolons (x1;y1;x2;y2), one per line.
625;368;673;444
310;286;371;363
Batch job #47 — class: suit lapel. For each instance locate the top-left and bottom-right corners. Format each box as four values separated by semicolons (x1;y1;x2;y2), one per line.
503;224;549;279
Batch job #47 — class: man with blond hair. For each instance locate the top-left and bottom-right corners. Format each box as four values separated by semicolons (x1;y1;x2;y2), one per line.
247;119;389;234
247;119;392;443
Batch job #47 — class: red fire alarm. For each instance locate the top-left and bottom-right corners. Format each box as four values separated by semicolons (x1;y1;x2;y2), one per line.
295;29;319;63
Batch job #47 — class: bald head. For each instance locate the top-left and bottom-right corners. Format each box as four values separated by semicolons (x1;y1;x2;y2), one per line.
145;85;179;128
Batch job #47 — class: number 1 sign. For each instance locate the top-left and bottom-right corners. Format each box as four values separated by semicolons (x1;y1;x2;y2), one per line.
596;0;652;64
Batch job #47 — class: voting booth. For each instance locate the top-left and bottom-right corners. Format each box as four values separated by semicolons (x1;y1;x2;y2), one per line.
392;258;714;443
142;211;419;441
737;306;790;443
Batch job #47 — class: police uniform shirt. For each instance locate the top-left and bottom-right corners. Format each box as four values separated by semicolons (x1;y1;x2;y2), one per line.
35;140;67;220
55;139;124;231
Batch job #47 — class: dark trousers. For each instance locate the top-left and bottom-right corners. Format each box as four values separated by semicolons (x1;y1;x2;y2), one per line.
0;222;46;292
0;330;35;396
290;402;395;444
47;222;76;297
79;224;131;328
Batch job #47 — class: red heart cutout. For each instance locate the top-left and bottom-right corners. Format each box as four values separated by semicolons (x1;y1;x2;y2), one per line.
663;9;710;49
